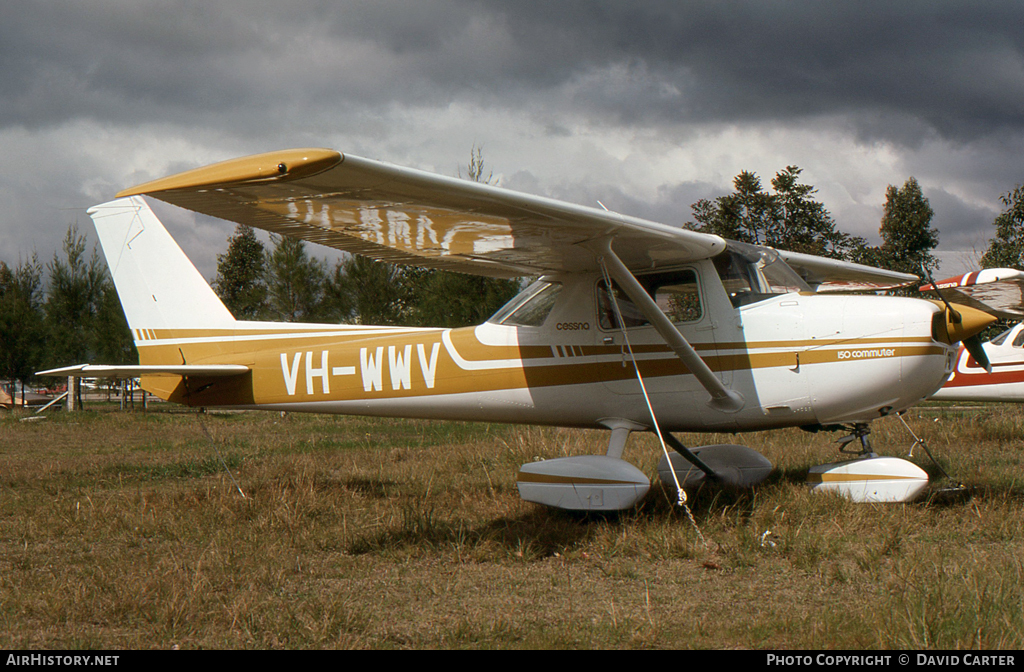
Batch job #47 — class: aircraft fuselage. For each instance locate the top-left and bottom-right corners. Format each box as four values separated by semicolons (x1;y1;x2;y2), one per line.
138;263;955;433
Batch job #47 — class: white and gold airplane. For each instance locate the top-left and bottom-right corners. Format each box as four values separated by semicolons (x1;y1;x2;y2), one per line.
41;149;999;507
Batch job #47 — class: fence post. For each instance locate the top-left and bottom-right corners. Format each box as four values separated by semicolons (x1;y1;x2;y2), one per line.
66;376;77;412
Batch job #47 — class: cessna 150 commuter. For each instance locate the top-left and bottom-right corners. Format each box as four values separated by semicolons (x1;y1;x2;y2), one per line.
41;149;1002;507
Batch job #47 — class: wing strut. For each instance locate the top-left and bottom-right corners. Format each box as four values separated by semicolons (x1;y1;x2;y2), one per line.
594;238;744;413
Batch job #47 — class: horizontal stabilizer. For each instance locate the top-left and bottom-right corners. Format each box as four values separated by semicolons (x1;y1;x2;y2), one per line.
38;364;250;378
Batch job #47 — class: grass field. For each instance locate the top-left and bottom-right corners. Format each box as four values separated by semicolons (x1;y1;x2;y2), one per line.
1;403;1022;649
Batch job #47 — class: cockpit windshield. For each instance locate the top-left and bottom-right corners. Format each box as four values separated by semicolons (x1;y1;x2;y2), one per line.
488;280;562;327
989;327;1014;346
712;241;810;307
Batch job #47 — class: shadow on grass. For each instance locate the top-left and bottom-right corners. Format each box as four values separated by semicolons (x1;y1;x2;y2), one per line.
347;503;598;558
344;458;1024;559
345;480;770;559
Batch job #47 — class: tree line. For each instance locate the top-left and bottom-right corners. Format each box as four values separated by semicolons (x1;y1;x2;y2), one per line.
4;152;1024;393
687;166;942;279
0;225;134;391
211;228;522;328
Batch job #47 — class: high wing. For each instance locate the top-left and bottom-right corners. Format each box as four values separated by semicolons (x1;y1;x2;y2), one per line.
919;269;1024;320
118;146;924;295
117;148;727;276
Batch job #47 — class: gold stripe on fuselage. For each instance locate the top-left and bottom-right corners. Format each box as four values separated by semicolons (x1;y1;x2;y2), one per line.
133;325;942;407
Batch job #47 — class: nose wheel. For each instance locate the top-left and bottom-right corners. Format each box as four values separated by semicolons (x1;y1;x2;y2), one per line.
809;422;929;502
837;423;876;457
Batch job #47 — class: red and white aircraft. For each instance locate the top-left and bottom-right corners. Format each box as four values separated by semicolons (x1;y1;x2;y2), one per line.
924;270;1024;402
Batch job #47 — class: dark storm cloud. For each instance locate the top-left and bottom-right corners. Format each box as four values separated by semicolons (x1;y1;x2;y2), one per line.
1;2;508;136
470;1;1024;142
926;188;995;251
4;2;1022;144
3;1;1024;274
1;4;245;127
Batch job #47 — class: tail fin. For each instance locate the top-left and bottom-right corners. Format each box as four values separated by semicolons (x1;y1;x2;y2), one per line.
88;197;236;332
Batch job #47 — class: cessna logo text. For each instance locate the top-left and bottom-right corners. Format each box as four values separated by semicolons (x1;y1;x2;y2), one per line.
837;348;896;360
556;322;590;331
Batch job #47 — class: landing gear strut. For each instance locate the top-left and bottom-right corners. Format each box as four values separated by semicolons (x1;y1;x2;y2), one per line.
837;423;876;457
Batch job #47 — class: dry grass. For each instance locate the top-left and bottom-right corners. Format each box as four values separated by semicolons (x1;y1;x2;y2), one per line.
0;402;1022;649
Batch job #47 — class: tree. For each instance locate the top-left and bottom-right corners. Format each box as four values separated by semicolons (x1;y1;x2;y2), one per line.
876;177;939;276
689;170;775;245
458;143;494;184
407;270;522;328
212;225;268;319
981;185;1024;269
0;255;46;387
332;255;409;325
689;166;865;260
43;224;107;368
265;234;330;322
93;277;135;365
406;145;521;326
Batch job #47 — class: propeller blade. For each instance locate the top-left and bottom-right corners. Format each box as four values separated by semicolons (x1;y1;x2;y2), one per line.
963;334;992;373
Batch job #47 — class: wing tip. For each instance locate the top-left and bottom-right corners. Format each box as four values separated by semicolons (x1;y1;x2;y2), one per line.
116;148;342;197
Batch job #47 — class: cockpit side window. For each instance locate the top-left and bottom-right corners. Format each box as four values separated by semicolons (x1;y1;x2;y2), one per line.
653;272;703;323
598;280;648;329
1012;329;1024;348
598;269;702;330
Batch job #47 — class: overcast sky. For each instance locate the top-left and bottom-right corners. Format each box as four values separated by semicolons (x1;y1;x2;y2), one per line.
3;1;1023;280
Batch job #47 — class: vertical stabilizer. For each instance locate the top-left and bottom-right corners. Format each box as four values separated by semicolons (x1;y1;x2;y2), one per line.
88;196;236;331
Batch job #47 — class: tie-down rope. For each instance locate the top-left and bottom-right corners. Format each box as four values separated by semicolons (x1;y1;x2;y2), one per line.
598;259;709;548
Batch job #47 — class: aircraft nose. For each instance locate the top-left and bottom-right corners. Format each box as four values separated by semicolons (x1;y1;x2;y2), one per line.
932;302;998;345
